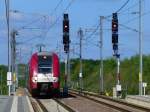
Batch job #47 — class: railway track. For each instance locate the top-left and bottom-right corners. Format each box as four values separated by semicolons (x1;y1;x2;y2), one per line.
25;88;74;112
25;89;48;112
24;88;150;112
30;97;48;112
54;98;76;112
68;89;150;112
30;97;75;112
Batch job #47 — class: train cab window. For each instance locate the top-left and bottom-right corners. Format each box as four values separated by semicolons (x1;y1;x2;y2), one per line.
38;56;52;73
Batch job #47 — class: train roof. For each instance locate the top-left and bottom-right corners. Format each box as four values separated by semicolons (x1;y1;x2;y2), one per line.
37;51;52;56
37;51;58;56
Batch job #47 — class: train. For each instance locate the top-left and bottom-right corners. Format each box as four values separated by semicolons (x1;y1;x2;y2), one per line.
27;51;60;97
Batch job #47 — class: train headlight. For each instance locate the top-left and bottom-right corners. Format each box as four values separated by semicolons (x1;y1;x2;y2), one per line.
32;77;38;83
53;77;58;82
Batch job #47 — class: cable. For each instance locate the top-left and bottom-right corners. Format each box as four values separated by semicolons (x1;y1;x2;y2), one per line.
17;17;44;31
118;0;139;14
51;0;75;28
116;0;130;13
85;25;100;40
122;10;150;25
9;10;49;31
104;17;138;32
50;0;63;15
42;0;75;41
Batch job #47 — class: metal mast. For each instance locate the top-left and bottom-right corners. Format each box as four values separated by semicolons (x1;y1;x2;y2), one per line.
139;0;143;96
99;16;104;94
78;28;83;93
5;0;11;96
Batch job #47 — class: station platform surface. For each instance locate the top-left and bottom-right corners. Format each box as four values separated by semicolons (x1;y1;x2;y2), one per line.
0;88;34;112
125;95;150;108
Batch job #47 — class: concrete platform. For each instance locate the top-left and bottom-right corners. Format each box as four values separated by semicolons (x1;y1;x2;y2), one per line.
0;96;13;112
126;95;150;109
0;95;34;112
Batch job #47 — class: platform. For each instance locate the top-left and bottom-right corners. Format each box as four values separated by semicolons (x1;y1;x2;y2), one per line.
0;88;34;112
125;95;150;108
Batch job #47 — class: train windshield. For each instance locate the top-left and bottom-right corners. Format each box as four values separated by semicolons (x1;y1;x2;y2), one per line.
38;55;52;73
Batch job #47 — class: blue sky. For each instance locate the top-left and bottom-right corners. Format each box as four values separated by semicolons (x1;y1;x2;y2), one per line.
0;0;150;65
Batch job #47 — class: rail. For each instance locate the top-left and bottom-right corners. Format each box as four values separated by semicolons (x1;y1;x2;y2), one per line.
69;89;150;112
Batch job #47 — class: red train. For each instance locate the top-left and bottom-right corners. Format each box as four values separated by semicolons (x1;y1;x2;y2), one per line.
27;51;60;96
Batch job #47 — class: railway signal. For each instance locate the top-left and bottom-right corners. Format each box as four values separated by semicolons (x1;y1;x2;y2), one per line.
62;13;71;96
111;13;121;98
112;13;119;53
63;14;69;33
63;13;70;53
112;13;118;32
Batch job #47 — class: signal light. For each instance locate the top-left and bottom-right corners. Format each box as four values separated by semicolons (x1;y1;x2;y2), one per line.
112;13;118;32
112;13;119;56
43;56;47;59
112;20;118;32
63;13;70;53
63;20;69;33
63;14;69;33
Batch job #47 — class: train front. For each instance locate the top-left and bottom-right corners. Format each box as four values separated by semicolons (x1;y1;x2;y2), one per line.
29;52;60;96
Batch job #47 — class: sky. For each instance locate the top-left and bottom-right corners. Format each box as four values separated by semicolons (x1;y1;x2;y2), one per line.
0;0;150;65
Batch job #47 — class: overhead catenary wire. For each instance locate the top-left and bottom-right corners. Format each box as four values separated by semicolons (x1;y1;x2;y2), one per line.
75;0;136;58
116;0;130;13
9;10;49;31
50;0;63;16
51;0;75;29
122;10;150;25
104;17;138;32
118;1;139;14
17;17;44;31
83;0;131;41
11;0;64;32
42;0;75;41
85;25;100;40
12;0;73;51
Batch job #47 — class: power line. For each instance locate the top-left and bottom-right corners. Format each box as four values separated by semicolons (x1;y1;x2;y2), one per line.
15;0;63;31
42;0;75;41
122;10;150;25
118;0;139;14
17;17;44;31
10;1;70;49
51;0;75;28
85;25;100;40
50;0;63;15
9;10;49;31
104;17;138;32
116;0;130;13
83;0;132;41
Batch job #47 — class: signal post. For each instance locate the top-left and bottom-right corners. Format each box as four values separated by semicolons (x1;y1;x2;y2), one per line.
63;13;70;96
112;13;121;98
